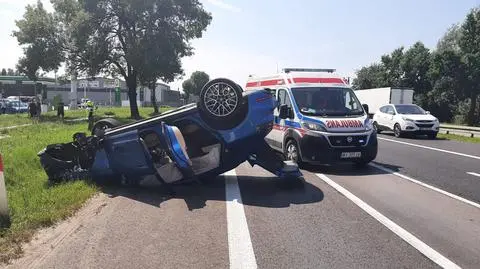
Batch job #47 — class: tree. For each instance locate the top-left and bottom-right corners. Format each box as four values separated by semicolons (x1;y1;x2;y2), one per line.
351;63;387;90
458;7;480;125
7;69;15;76
380;47;405;87
436;24;462;52
13;1;64;82
182;71;210;100
0;69;6;76
14;0;212;119
400;42;432;94
67;0;212;119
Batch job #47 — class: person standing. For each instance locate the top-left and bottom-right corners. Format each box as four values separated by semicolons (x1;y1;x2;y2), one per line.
86;100;95;130
28;100;37;123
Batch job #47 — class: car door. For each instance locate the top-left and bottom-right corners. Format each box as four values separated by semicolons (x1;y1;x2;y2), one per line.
265;88;279;147
384;105;396;130
266;88;287;150
278;89;295;151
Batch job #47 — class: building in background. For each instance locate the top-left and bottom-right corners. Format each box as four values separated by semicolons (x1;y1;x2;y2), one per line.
0;75;182;108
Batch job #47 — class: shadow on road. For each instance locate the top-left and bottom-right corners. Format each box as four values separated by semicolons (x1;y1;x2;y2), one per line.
99;175;324;211
301;161;404;177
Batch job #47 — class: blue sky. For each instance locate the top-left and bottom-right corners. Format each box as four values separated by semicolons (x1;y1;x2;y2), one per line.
1;0;479;91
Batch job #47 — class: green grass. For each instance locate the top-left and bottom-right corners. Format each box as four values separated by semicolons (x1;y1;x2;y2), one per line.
438;133;480;144
0;105;174;263
0;106;173;128
0;122;98;263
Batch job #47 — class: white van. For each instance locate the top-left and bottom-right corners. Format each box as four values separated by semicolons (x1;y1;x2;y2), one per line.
245;68;378;166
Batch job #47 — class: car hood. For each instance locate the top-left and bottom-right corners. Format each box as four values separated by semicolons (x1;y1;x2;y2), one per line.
302;115;370;133
399;114;437;121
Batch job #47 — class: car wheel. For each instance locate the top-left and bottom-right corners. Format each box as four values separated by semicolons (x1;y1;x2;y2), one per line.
394;123;403;138
91;118;122;136
285;140;302;165
198;78;247;130
427;133;437;139
373;121;382;134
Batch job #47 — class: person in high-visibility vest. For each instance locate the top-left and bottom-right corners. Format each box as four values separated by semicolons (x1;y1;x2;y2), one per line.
87;100;95;131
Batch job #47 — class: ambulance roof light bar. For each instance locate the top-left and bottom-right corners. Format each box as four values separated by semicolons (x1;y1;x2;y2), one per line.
282;68;336;73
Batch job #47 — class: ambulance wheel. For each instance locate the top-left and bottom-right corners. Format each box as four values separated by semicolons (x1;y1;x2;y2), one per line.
198;78;247;130
91;118;122;136
285;139;302;165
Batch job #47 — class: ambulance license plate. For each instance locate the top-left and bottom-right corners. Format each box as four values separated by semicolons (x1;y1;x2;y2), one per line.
340;152;361;158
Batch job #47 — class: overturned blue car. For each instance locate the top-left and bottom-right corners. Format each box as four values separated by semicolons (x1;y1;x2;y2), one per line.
37;78;303;192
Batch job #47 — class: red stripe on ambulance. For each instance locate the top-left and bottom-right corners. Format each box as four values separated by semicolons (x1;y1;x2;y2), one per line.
292;77;345;84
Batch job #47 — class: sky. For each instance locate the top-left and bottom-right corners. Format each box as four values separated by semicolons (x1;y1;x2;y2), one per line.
1;0;479;92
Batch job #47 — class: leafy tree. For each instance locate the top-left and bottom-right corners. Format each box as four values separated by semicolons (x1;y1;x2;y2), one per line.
400;42;432;94
13;1;63;81
436;24;462;52
14;0;212;119
380;47;405;87
181;71;210;100
351;63;387;90
0;69;6;76
7;69;15;76
458;7;480;125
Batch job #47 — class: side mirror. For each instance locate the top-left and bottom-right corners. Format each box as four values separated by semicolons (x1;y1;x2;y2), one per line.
362;104;369;114
279;104;289;119
426;111;431;114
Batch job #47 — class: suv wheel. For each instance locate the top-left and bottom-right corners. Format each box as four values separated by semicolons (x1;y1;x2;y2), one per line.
394;123;403;138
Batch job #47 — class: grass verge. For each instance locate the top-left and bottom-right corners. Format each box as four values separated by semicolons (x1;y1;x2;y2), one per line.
0;106;173;128
437;133;480;144
0;105;174;264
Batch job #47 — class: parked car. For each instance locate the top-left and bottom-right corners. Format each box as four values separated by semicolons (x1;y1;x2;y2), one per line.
373;104;440;139
6;100;29;114
37;78;303;192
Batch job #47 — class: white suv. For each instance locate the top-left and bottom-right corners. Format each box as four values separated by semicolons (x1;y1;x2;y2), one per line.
373;104;440;139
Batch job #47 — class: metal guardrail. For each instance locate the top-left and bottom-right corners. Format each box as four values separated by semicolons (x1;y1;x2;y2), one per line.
439;124;480;138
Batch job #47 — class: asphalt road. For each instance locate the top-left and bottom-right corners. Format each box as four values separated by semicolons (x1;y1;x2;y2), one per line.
4;133;480;269
376;132;480;203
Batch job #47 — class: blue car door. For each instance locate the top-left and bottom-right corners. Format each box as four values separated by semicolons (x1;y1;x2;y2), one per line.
159;122;194;176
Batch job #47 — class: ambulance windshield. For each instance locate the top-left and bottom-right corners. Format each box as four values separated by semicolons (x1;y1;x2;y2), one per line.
291;87;365;117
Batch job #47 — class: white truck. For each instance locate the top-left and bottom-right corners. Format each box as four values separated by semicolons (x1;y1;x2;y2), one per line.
354;87;414;117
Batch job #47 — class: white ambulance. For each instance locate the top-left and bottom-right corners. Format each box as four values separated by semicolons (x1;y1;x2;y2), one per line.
245;68;378;166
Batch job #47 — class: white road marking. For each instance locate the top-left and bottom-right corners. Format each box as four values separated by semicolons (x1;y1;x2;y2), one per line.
378;137;480;160
467;172;480;178
225;169;257;269
370;163;480;210
316;173;461;269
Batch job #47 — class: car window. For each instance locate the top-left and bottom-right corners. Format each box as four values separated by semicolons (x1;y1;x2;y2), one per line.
277;89;286;105
379;106;387;113
386;106;395;114
344;91;359;110
278;89;292;108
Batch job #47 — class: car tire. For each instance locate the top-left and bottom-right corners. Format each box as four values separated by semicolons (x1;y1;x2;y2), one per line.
394;123;403;138
198;78;247;130
373;121;382;134
284;139;302;165
91;118;122;136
